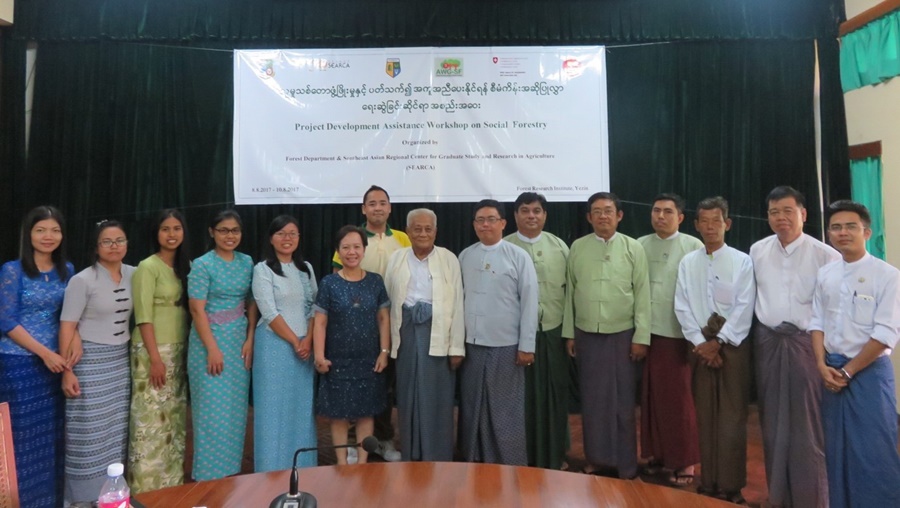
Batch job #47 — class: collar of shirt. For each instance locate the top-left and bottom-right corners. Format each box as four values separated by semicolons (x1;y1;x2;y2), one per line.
707;244;729;260
478;239;504;251
407;247;435;264
778;233;806;256
843;252;872;268
361;221;395;237
593;232;618;243
515;231;543;244
655;231;680;241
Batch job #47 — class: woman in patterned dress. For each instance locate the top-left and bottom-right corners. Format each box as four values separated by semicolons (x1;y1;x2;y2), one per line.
251;215;318;471
313;225;390;465
187;210;257;480
127;209;191;492
0;205;73;508
60;220;136;505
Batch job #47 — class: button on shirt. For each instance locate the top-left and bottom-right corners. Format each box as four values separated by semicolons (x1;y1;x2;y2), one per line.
674;245;756;347
751;234;840;330
404;249;434;306
808;254;900;358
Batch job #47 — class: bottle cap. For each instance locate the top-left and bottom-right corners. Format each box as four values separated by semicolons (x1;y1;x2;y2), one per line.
107;463;124;476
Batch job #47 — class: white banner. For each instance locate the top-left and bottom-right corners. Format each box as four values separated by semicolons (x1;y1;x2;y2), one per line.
233;46;609;204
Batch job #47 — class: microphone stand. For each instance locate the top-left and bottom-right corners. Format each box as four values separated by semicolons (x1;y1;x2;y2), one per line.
269;441;371;508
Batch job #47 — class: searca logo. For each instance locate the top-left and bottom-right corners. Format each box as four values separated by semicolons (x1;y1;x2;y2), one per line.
258;60;275;79
307;59;351;71
435;58;463;77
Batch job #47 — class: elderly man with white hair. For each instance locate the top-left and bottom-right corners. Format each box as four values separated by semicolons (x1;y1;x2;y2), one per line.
383;208;465;461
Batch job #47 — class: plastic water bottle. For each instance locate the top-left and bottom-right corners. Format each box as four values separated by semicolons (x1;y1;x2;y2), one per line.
97;463;130;508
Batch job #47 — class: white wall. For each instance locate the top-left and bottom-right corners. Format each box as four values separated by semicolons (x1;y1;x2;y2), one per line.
0;0;12;26
843;0;900;407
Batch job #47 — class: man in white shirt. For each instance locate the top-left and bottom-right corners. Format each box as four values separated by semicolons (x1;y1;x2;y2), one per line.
750;186;838;508
674;196;755;504
810;199;900;507
383;209;465;462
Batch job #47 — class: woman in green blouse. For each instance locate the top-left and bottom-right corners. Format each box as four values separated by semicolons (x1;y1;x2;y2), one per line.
127;209;192;493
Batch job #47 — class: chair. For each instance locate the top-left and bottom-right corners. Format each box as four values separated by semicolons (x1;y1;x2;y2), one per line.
0;402;19;508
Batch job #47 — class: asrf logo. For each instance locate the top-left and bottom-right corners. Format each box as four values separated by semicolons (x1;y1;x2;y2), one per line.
386;58;401;78
259;60;275;79
434;58;463;77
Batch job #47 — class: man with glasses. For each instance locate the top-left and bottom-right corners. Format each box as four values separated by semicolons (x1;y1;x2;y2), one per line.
458;199;538;465
809;200;900;507
750;186;838;508
674;196;755;504
504;192;571;470
563;191;650;479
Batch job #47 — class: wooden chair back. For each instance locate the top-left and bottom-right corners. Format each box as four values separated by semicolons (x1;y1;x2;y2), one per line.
0;402;19;508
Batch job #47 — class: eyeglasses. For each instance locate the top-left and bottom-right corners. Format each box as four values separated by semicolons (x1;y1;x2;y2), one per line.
273;231;299;239
98;238;128;248
474;217;501;225
828;223;864;233
214;227;242;235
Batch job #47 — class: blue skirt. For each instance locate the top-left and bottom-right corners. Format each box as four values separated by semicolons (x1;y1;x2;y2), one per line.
0;353;64;508
823;353;900;507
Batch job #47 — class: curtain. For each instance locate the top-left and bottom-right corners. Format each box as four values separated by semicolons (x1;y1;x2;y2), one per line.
850;156;886;260
0;0;850;268
10;0;843;43
0;39;836;272
841;9;900;92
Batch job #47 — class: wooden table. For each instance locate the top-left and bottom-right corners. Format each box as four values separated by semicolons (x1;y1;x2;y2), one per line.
135;462;735;507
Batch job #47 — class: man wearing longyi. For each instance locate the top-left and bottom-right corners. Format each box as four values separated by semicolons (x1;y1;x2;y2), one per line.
674;196;755;505
809;200;900;507
458;199;538;465
563;192;650;479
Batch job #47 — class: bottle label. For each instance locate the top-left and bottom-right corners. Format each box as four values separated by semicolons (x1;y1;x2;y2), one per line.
98;497;129;508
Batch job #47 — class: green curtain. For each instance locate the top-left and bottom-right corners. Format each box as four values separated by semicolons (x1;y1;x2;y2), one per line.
841;9;900;91
850;156;886;259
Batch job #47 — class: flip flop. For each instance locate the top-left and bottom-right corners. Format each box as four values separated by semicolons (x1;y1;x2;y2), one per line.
667;472;694;487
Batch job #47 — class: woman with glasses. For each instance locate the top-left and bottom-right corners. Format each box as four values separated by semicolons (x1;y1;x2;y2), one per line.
187;210;257;480
251;215;318;471
59;220;136;506
0;206;73;508
127;209;191;492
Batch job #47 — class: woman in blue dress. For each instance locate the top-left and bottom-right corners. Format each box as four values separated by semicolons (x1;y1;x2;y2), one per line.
187;210;257;480
0;205;74;508
251;215;318;471
313;225;390;465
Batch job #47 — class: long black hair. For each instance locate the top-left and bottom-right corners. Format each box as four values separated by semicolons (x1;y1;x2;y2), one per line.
152;209;191;307
19;205;70;281
261;215;311;278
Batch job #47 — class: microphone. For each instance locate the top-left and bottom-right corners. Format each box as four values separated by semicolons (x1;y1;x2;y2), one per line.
269;436;382;508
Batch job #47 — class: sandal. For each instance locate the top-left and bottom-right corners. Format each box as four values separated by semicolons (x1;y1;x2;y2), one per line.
668;471;694;487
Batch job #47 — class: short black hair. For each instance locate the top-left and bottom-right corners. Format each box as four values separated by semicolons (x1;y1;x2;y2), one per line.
766;186;806;208
586;192;620;214
513;192;547;211
652;193;686;214
696;196;729;219
91;220;126;266
826;199;871;227
473;199;505;220
334;225;369;251
363;185;390;204
207;209;243;251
